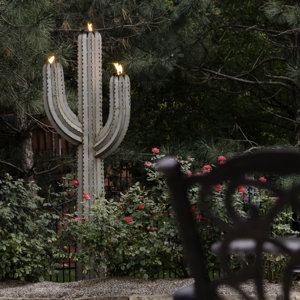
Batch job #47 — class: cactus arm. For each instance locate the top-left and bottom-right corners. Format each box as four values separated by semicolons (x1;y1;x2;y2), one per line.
56;64;82;130
43;63;82;145
93;76;116;149
94;75;130;158
101;75;130;157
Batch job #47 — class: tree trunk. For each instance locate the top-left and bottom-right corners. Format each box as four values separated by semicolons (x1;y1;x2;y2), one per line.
15;105;35;184
293;31;300;146
295;87;300;146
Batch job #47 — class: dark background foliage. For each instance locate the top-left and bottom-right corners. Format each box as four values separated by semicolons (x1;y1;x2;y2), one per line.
1;0;300;180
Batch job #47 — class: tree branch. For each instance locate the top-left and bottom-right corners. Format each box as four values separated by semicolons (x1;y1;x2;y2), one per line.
34;164;62;176
257;103;297;125
0;117;19;134
0;160;24;174
201;68;293;89
34;159;76;176
221;24;300;37
265;74;295;83
238;57;288;77
235;124;258;147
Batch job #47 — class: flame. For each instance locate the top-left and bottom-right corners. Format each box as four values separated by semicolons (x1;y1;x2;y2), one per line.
113;63;123;75
87;23;93;32
48;56;55;64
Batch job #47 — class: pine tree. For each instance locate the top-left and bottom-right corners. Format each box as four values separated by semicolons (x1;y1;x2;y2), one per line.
43;0;215;149
0;0;54;182
263;0;300;144
194;0;300;146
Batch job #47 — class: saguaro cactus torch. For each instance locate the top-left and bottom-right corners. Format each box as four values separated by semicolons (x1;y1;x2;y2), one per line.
43;27;130;217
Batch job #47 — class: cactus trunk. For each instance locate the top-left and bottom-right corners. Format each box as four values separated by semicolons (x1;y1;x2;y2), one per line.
43;29;131;278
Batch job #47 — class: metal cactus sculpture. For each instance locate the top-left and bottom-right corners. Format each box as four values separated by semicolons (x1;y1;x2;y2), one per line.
43;26;130;218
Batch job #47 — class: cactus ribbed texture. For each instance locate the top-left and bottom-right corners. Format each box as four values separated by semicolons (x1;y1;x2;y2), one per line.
43;30;130;218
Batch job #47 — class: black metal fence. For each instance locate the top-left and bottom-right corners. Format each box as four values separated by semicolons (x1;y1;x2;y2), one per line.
47;161;299;283
47;161;137;282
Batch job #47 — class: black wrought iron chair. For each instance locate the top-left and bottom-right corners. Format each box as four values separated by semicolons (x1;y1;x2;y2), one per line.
158;150;300;300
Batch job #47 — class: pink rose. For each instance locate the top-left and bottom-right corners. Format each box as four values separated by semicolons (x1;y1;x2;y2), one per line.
125;217;133;223
238;186;246;194
83;193;91;200
187;170;192;177
149;227;157;231
152;147;159;154
218;156;226;165
144;161;152;167
74;217;84;221
215;184;222;192
274;196;280;201
196;213;202;220
258;177;267;183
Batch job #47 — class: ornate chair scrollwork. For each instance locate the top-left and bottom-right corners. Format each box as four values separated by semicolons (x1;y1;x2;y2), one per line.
158;150;300;300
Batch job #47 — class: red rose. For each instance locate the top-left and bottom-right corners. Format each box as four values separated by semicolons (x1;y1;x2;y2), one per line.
238;186;246;194
72;179;79;186
83;193;91;200
215;184;222;192
258;177;267;183
202;165;212;171
190;206;196;213
149;227;157;231
125;217;133;223
139;204;144;209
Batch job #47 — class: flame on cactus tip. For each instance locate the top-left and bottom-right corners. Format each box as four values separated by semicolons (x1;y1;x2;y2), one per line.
48;56;55;64
87;23;93;32
113;63;123;75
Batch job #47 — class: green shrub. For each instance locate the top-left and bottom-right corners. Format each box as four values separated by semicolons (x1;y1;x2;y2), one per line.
60;149;298;280
60;151;190;278
0;174;60;281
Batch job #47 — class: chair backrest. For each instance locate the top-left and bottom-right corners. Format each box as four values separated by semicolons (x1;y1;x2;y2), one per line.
158;149;300;300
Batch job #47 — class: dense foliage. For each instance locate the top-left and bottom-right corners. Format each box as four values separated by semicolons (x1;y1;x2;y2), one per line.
59;148;298;280
1;0;300;283
2;0;300;181
0;174;60;281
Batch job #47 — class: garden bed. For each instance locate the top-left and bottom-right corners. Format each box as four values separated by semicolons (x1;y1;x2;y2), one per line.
0;278;300;299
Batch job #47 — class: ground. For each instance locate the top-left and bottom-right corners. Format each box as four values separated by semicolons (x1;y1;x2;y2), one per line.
0;278;300;299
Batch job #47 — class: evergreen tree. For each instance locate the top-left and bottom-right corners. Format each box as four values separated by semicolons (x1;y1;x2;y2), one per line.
263;0;300;144
0;0;54;182
0;0;215;181
46;0;215;149
195;0;300;145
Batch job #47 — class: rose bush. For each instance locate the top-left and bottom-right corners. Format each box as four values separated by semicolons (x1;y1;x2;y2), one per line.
60;150;298;280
